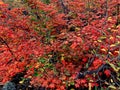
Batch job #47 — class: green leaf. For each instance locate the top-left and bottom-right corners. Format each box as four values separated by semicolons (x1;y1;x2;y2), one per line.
70;81;74;85
117;62;120;67
101;87;104;90
38;58;46;63
31;17;37;21
34;71;39;76
85;63;89;68
41;0;50;4
94;86;97;90
45;63;53;69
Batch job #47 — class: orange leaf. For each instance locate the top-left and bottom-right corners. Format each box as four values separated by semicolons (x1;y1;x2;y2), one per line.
70;42;77;49
0;1;4;5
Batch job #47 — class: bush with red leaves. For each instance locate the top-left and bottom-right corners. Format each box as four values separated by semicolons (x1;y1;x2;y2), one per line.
0;0;120;90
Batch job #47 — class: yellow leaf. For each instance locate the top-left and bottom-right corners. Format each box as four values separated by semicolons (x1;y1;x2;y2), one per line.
108;52;113;56
110;79;113;83
88;82;91;90
116;36;120;38
110;41;120;47
19;80;24;84
110;36;114;40
117;25;120;28
108;17;112;21
75;27;80;31
110;44;116;47
107;61;120;72
108;85;116;90
99;36;106;40
97;40;102;42
101;48;107;52
114;51;119;54
61;54;64;61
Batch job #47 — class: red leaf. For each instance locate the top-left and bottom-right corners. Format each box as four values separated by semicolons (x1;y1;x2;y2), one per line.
60;85;65;90
70;42;77;49
82;57;88;62
75;83;79;88
93;59;103;69
104;69;111;77
80;79;86;84
42;81;48;87
49;83;55;88
61;60;66;66
76;37;83;43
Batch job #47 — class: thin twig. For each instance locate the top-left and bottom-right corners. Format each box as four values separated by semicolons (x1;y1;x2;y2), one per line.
58;0;69;14
0;37;17;62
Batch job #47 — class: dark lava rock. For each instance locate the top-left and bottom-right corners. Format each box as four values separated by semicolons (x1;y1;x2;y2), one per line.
2;81;16;90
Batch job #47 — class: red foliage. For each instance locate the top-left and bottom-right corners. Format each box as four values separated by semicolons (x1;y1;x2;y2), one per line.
0;0;120;89
0;4;43;83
